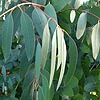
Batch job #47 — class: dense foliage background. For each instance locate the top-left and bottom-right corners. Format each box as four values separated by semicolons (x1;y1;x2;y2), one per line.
0;0;100;100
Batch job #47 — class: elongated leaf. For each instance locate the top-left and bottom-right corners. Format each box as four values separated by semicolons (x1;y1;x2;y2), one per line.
2;66;6;81
42;74;49;100
91;22;100;59
76;13;87;39
32;0;46;5
64;38;78;84
49;29;57;88
44;4;57;33
41;22;50;69
51;0;70;12
57;26;64;70
70;10;76;23
35;42;41;80
38;86;45;100
2;14;13;61
21;84;34;100
21;12;34;61
74;0;82;9
32;8;47;38
56;38;67;90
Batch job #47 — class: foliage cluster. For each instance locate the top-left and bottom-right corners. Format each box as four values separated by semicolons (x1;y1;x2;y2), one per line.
0;0;100;100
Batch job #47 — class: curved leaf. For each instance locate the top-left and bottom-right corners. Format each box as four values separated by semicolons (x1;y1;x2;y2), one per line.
64;38;78;84
41;22;50;69
70;10;76;23
44;4;57;33
56;26;64;70
2;14;13;61
21;12;34;61
51;0;70;12
76;13;87;39
91;22;100;59
49;29;57;88
56;38;67;90
35;42;41;80
42;74;49;100
32;8;47;38
21;84;34;100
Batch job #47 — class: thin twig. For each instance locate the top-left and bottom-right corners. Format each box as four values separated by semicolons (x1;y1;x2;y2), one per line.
0;2;45;18
59;8;100;21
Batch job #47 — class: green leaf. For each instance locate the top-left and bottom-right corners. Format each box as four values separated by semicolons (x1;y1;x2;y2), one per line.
66;76;78;88
49;29;56;88
51;0;70;12
38;86;45;100
21;12;34;61
1;66;6;81
84;83;96;92
2;14;13;61
91;21;100;59
76;13;87;39
41;22;50;69
64;38;78;84
42;74;49;100
61;86;74;97
32;8;47;38
87;6;100;25
44;4;57;33
35;42;41;80
32;0;46;5
12;8;21;34
22;64;34;89
21;84;34;100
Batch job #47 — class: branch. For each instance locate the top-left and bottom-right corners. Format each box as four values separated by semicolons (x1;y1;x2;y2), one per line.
59;8;100;21
0;2;45;18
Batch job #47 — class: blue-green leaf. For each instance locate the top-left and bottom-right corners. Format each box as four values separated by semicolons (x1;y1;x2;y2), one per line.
44;4;57;33
2;14;13;61
35;42;41;80
21;12;34;61
32;8;47;38
51;0;70;12
38;86;45;100
42;74;49;100
1;66;6;81
21;84;34;100
64;38;78;84
32;0;46;5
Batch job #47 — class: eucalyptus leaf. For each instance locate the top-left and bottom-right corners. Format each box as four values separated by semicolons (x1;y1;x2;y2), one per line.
56;37;67;90
56;26;64;70
35;42;41;80
51;0;70;12
76;13;87;39
42;74;49;100
2;14;13;61
41;22;50;69
32;8;47;38
44;4;57;33
21;12;35;61
70;10;76;23
64;38;78;84
91;21;100;59
21;84;34;100
49;29;57;88
2;66;6;81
